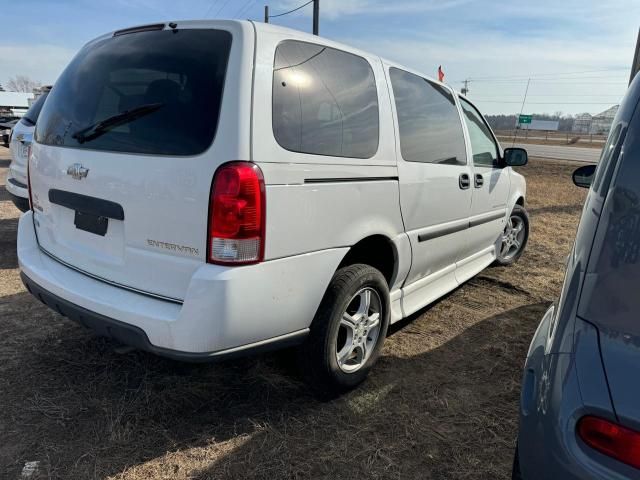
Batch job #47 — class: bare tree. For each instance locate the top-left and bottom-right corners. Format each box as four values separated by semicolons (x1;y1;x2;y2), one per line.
6;75;42;93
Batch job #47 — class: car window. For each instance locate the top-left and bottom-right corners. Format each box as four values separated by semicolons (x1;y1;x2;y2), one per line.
459;97;499;167
21;92;49;127
36;29;232;156
389;67;466;165
592;123;624;195
272;40;379;159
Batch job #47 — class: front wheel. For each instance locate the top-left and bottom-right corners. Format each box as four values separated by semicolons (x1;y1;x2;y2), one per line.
298;264;390;395
495;204;529;266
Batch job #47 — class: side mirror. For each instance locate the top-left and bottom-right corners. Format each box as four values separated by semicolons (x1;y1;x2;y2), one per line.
503;147;528;167
572;164;596;188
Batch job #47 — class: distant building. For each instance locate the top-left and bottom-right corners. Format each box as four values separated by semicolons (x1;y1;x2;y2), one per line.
590;105;619;135
27;85;52;107
520;119;559;131
0;91;34;117
572;113;592;134
572;106;619;135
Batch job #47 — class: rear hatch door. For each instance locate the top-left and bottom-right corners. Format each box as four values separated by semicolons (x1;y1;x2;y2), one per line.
578;77;640;429
30;25;235;301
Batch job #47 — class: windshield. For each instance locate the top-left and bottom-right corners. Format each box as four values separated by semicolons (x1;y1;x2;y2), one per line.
21;91;49;126
36;28;232;156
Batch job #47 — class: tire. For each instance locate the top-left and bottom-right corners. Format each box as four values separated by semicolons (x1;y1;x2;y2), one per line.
494;204;529;266
298;263;390;396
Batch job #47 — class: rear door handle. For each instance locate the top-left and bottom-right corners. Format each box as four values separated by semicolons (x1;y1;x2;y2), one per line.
459;173;470;190
474;174;484;188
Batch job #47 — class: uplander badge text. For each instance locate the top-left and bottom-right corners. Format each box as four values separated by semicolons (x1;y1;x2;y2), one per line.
147;239;199;256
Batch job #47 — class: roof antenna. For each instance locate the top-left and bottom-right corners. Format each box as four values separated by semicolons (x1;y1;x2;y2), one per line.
168;22;178;32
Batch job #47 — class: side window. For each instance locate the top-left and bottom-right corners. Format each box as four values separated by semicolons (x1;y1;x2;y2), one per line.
592;123;623;195
272;40;379;159
459;97;499;167
389;67;466;165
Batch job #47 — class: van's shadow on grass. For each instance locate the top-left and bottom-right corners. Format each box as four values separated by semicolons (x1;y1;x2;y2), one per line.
0;185;14;202
0;217;19;269
0;286;549;480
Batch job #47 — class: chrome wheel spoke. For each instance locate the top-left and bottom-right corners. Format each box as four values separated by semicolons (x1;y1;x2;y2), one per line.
357;289;371;316
499;214;525;260
500;239;511;257
337;340;355;365
357;342;368;363
367;312;380;330
341;312;357;331
335;287;382;373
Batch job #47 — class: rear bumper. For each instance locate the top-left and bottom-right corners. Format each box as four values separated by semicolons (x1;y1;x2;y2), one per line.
20;271;307;362
5;173;28;200
18;211;347;358
517;309;636;479
6;188;30;213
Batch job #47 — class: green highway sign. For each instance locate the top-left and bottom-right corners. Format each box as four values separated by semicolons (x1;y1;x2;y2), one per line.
518;114;532;124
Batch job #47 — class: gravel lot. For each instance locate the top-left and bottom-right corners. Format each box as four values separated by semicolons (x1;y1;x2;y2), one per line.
0;146;588;479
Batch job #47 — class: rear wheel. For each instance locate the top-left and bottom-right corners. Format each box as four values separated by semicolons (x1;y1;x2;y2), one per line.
495;205;529;266
298;264;390;395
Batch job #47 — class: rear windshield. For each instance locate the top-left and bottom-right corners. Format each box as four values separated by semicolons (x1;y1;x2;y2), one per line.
21;91;49;127
36;28;232;156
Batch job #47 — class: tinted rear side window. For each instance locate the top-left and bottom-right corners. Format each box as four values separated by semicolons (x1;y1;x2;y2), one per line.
21;91;49;127
390;67;466;165
36;29;232;156
272;40;379;159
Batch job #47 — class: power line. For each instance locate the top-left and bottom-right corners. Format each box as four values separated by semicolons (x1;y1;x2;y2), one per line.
471;100;620;104
203;0;220;17
213;0;233;17
469;81;629;85
234;0;256;18
452;68;629;82
268;0;313;19
466;92;625;97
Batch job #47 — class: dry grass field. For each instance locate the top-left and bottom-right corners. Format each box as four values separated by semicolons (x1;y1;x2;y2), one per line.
0;147;588;479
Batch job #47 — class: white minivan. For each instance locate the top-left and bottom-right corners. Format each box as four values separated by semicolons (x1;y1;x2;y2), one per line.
18;20;528;392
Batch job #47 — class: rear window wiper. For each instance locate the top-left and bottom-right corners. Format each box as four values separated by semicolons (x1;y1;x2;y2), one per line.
72;102;163;144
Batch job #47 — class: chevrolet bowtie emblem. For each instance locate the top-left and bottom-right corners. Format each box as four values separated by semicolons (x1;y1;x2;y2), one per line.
66;163;89;180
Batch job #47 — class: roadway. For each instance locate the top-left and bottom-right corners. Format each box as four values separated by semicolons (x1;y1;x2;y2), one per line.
513;143;601;163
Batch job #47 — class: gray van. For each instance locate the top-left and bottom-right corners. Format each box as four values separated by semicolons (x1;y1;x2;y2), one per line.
514;73;640;479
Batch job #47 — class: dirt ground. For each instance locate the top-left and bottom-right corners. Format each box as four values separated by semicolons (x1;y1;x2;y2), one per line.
0;146;587;480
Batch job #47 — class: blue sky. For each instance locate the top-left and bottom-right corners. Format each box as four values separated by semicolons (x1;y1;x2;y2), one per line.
1;0;638;115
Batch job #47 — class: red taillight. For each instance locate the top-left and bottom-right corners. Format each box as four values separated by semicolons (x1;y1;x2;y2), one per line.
26;145;33;210
207;162;265;265
577;416;640;469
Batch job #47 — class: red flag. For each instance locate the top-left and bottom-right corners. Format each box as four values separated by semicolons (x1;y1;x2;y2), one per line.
438;65;445;82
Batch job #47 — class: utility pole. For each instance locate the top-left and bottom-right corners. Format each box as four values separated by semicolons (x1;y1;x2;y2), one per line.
631;27;640;85
264;5;269;23
312;0;319;35
512;78;531;147
461;79;470;96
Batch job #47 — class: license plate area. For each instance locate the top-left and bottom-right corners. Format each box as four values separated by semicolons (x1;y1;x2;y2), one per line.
74;211;108;236
20;143;30;158
48;189;124;238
